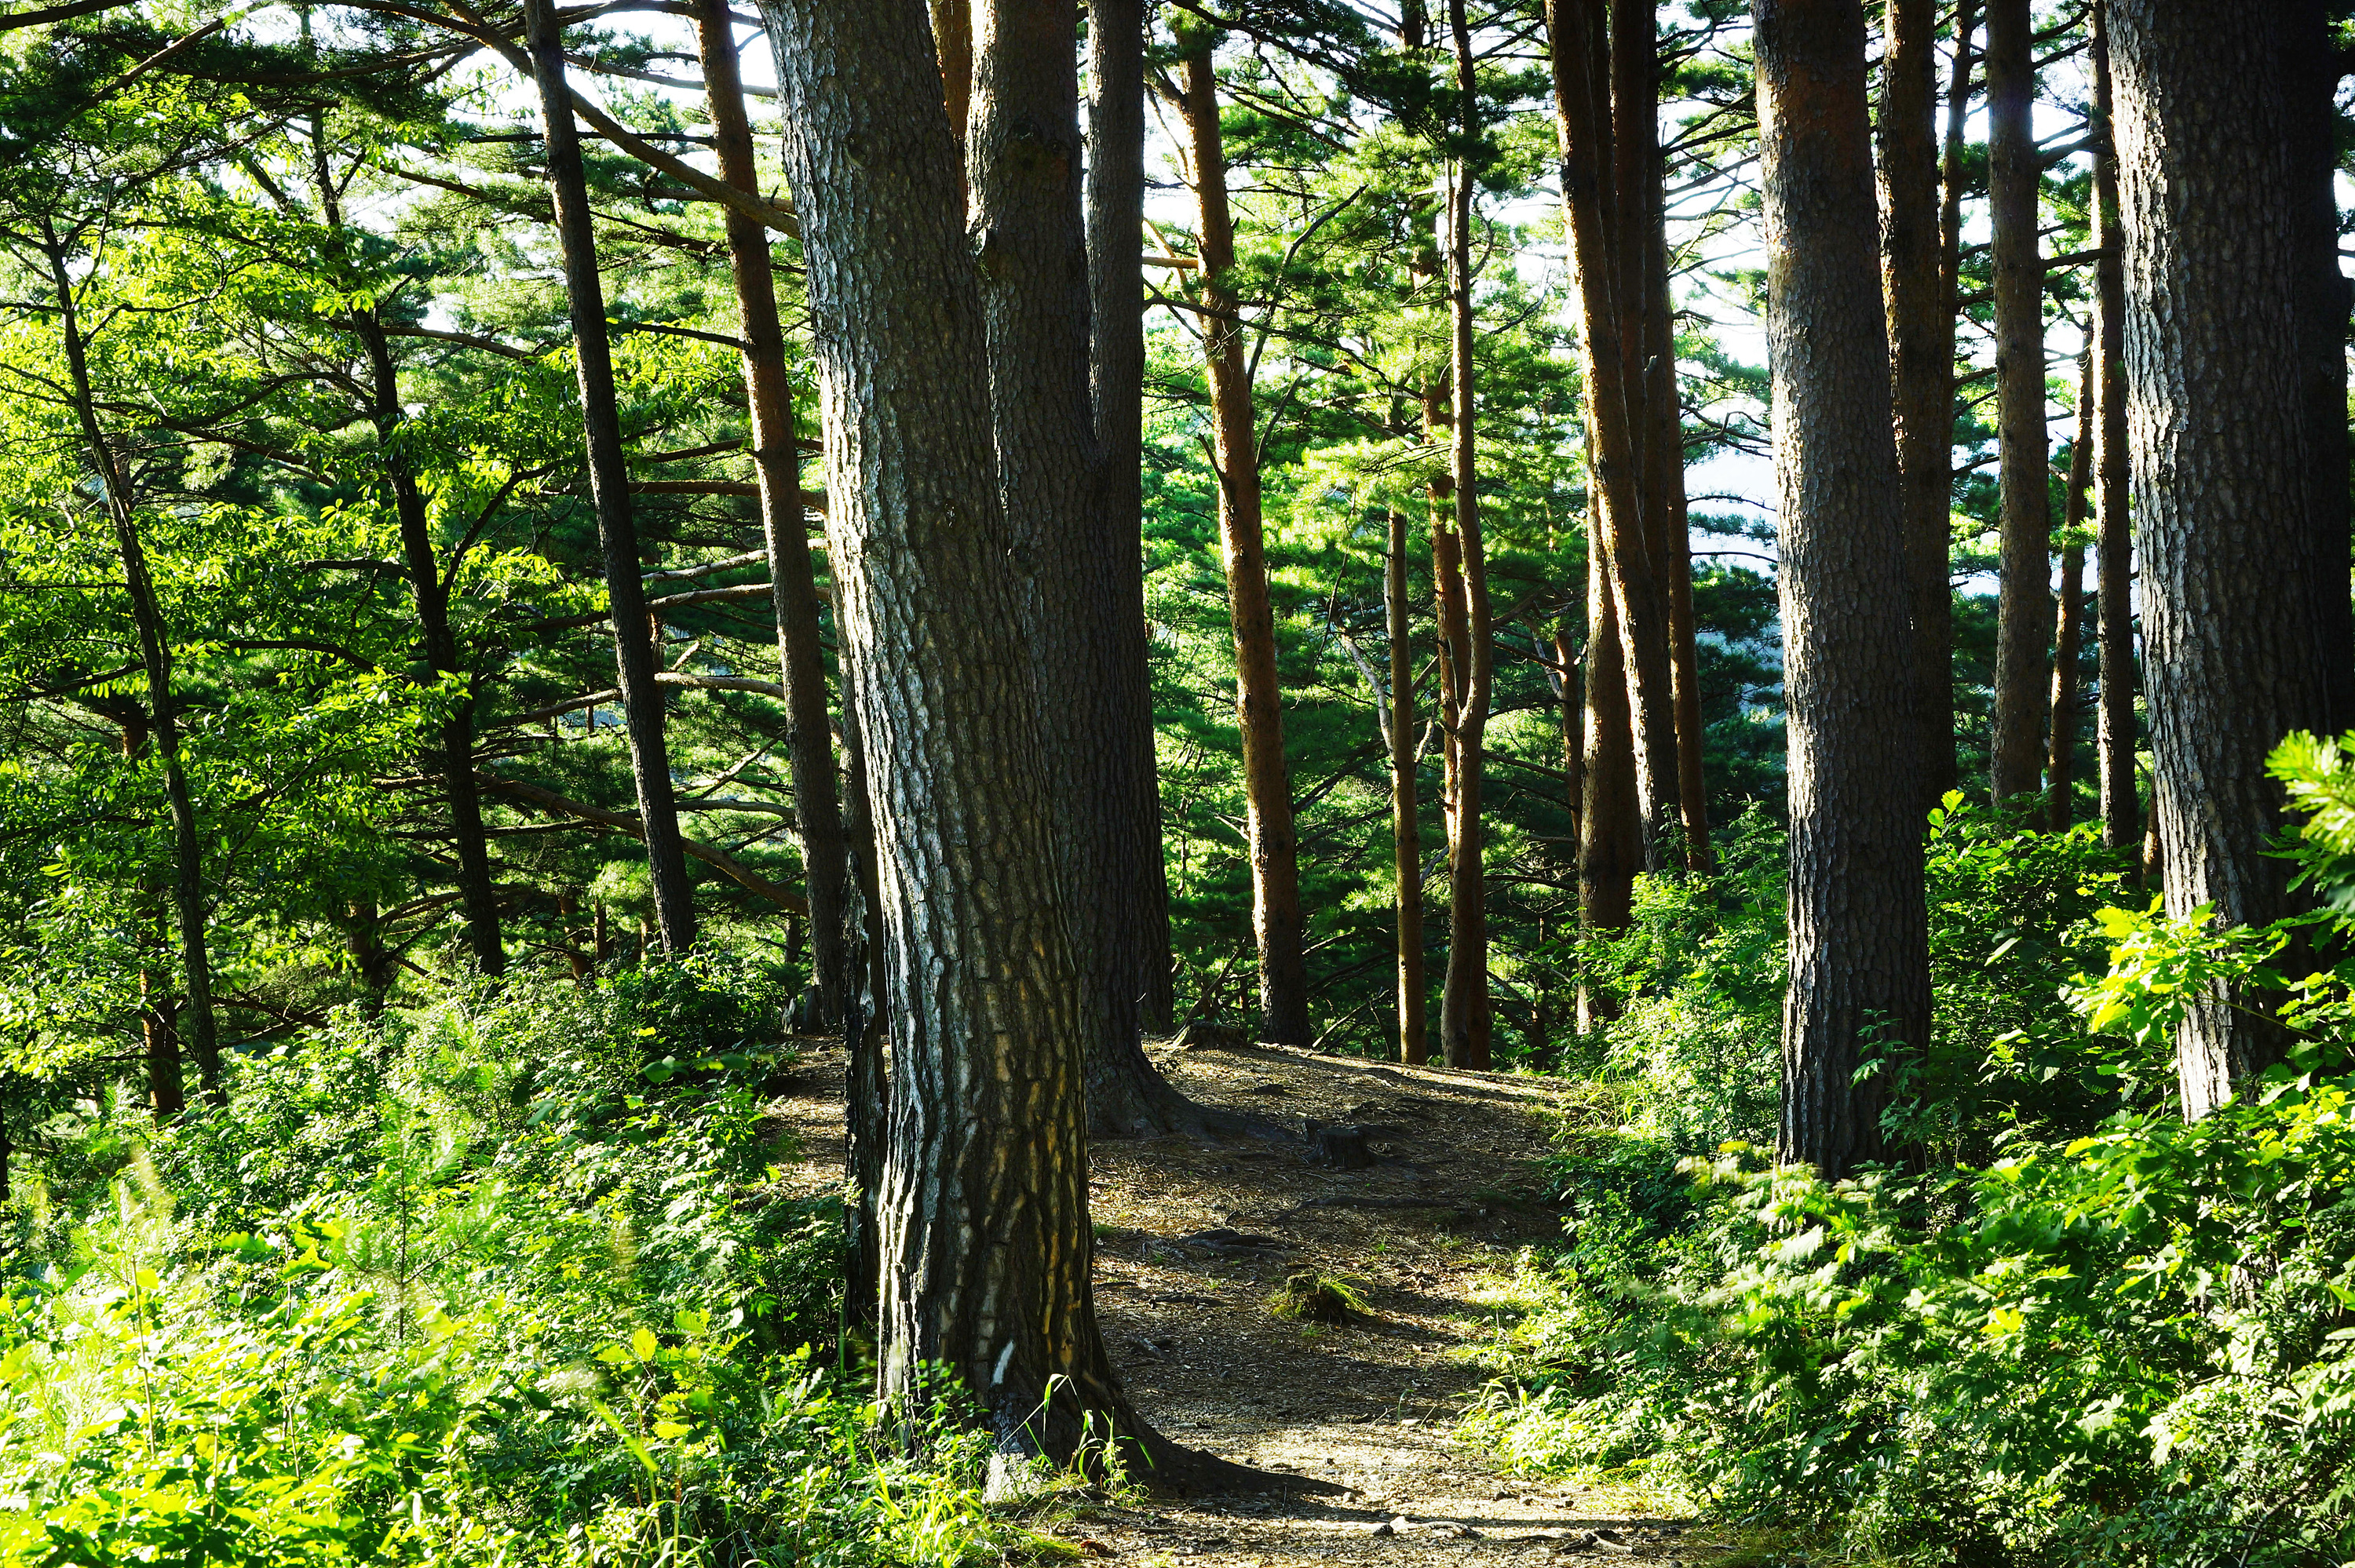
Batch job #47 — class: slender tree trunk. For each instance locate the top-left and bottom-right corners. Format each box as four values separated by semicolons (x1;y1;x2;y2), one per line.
1985;0;2052;805
1578;532;1639;1033
2111;0;2331;1119
2046;353;2094;832
1084;0;1178;1039
1176;23;1310;1046
2090;0;2138;854
120;717;185;1118
837;669;888;1324
523;0;696;954
1386;507;1430;1065
2287;0;2355;738
1439;0;1493;1070
1546;0;1681;870
1756;0;1932;1179
45;232;221;1101
1930;0;1979;803
694;0;851;1021
933;0;972;191
758;0;1197;1474
1881;0;1952;818
1552;619;1585;843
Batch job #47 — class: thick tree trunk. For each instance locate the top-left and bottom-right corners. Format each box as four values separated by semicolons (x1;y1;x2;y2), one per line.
2287;0;2355;739
971;0;1193;1135
46;235;221;1101
2047;356;2093;832
1756;0;1932;1179
1176;24;1311;1046
758;0;1187;1473
1985;0;2052;806
1084;0;1178;1039
694;0;851;1022
1546;0;1681;872
1386;507;1430;1065
2110;0;2332;1119
1579;525;1641;1034
2090;2;2138;854
1880;0;1954;817
523;0;697;954
1439;0;1493;1071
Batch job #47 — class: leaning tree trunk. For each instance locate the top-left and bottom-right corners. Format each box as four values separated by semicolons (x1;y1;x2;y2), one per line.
757;0;1207;1475
2090;2;2138;855
1546;0;1681;873
1386;506;1431;1065
693;0;852;1021
1084;0;1178;1039
1984;0;2052;807
1756;0;1932;1180
523;0;696;954
1176;22;1311;1046
1879;0;1954;818
46;235;221;1102
1438;0;1494;1071
2046;354;2093;832
2110;0;2333;1119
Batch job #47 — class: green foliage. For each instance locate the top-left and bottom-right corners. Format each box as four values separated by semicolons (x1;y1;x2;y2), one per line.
0;971;1017;1567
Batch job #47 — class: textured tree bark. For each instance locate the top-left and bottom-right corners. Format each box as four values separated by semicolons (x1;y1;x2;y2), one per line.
1439;0;1493;1071
971;0;1197;1132
2286;0;2355;739
1176;24;1311;1046
836;670;888;1323
1546;0;1681;872
2047;354;2093;832
46;235;221;1101
2111;0;2332;1119
523;0;697;954
2090;2;2138;854
1985;0;2052;806
1879;0;1955;816
758;0;1193;1473
1756;0;1932;1179
694;0;851;1023
1579;517;1641;1034
1386;507;1430;1065
1084;0;1178;1040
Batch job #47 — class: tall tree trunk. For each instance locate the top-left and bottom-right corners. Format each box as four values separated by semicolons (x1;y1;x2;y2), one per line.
758;0;1196;1474
2287;0;2355;739
1578;542;1640;1033
1439;0;1493;1070
1175;23;1311;1046
45;232;221;1101
2047;353;2093;831
837;669;889;1324
1985;0;2052;805
1084;0;1178;1039
2090;0;2138;853
1546;0;1681;871
970;0;1192;1135
523;0;697;954
1880;0;1952;819
1930;0;1979;804
1387;506;1431;1065
1755;0;1932;1180
1638;91;1709;872
693;0;851;1021
2110;0;2332;1119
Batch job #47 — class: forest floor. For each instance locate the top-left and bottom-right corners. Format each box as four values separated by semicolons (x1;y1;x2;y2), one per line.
767;1037;1714;1567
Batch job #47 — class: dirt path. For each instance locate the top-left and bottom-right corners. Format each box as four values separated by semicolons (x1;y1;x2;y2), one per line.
768;1039;1701;1566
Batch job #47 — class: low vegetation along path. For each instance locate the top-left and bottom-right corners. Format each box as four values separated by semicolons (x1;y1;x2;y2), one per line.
772;1041;1711;1566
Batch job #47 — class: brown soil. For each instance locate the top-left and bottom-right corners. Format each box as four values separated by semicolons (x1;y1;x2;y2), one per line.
766;1038;1702;1566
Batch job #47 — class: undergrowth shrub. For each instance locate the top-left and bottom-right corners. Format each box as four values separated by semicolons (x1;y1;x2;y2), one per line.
1479;764;2355;1566
0;959;1020;1566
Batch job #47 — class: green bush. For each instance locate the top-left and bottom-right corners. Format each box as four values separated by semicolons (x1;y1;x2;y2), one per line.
0;964;1017;1568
